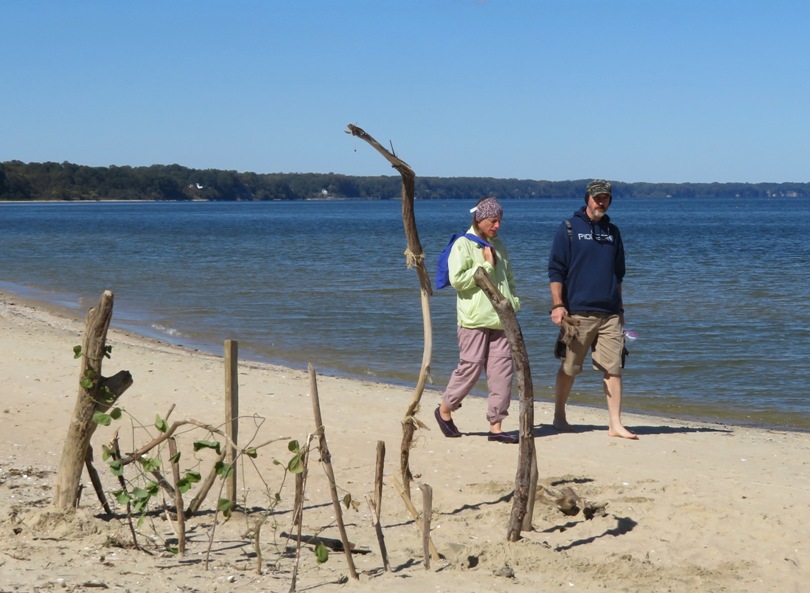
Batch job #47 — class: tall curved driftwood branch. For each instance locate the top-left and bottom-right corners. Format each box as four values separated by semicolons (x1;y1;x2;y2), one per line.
473;267;538;541
346;124;432;498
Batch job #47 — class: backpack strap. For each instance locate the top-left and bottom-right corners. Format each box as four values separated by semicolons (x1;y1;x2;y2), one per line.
435;233;493;290
463;233;493;250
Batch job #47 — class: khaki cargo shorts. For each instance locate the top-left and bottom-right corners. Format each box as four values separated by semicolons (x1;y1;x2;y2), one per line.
558;313;623;376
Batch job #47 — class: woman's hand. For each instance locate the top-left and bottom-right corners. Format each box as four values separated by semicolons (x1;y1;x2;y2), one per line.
482;246;495;266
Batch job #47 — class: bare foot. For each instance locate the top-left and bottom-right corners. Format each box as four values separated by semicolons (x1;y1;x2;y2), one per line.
552;420;577;433
608;426;638;440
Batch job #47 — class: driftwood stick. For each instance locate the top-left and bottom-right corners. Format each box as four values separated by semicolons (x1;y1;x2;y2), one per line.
473;267;538;541
224;339;239;507
371;440;390;571
168;438;186;555
118;418;231;466
346;123;433;499
419;483;433;570
365;494;390;570
522;456;539;531
288;433;312;593
292;474;304;529
399;290;433;498
150;469;176;498
374;440;385;517
252;515;267;575
186;448;228;516
111;434;148;553
54;290;133;510
391;476;440;562
281;532;371;554
84;445;112;514
308;364;358;580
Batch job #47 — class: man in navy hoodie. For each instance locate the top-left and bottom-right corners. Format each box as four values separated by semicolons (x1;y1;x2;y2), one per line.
547;179;637;439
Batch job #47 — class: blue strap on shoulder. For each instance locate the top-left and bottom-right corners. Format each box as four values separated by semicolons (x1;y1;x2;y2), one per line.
435;233;494;290
463;233;493;250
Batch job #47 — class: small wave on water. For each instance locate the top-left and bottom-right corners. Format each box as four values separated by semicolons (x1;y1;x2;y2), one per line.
151;323;184;338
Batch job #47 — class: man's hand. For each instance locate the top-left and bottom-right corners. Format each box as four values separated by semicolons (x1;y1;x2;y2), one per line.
550;306;567;325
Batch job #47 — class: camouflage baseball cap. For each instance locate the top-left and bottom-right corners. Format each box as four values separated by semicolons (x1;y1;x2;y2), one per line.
587;179;612;198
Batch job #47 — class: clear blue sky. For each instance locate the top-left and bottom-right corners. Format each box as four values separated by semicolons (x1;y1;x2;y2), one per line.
2;1;808;183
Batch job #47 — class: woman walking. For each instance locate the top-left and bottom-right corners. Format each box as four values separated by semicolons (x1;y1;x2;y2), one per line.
434;197;521;444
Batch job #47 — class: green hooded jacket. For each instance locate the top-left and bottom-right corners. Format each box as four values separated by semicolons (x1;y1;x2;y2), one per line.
448;226;520;329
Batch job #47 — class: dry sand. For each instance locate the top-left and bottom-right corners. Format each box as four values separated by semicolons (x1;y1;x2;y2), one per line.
1;290;808;593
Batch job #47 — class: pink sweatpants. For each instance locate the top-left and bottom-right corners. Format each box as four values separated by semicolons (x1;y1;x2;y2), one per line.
442;326;513;424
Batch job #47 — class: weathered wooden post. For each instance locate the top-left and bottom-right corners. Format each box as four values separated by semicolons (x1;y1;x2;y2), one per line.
473;268;537;541
53;290;133;510
419;482;433;569
370;440;390;571
224;339;239;506
168;437;186;555
308;364;358;580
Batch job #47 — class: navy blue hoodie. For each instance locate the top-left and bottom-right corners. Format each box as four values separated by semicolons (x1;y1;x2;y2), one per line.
547;206;625;314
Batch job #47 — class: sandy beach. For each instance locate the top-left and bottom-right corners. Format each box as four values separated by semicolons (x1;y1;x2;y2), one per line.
1;289;808;593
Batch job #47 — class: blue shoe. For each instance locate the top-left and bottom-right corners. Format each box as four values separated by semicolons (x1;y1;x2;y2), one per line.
487;432;518;444
434;406;462;438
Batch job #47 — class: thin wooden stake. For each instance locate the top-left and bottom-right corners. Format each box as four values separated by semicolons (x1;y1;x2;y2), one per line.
371;440;390;571
84;445;112;514
374;441;385;517
521;457;539;532
391;475;440;562
289;434;313;593
168;437;186;555
111;434;144;552
224;339;239;506
186;448;228;516
419;482;433;569
308;364;358;580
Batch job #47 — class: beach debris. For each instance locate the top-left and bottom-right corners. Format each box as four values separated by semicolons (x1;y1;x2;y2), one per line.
560;316;580;346
280;531;371;555
494;564;516;578
535;484;608;520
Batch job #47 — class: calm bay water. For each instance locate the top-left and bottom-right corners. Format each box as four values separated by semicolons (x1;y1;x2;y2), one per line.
1;198;808;431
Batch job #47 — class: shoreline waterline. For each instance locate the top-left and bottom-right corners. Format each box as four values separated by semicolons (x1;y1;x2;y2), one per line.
3;285;807;435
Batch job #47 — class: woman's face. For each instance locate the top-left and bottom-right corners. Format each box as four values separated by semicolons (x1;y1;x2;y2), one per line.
477;216;501;239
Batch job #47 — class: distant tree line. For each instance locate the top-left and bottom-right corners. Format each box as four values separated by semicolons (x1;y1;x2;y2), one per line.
1;160;807;202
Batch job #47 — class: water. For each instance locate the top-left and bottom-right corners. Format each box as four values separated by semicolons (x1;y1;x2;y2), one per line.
1;197;808;431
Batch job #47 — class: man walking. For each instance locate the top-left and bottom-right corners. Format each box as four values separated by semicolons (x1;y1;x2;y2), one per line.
547;179;637;439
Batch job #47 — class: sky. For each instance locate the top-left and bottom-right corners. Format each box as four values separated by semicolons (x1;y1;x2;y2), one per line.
2;1;809;184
